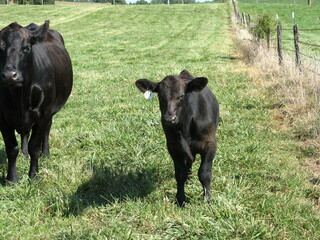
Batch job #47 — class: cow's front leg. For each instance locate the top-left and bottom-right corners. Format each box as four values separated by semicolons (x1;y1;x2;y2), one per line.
1;126;19;184
198;145;216;202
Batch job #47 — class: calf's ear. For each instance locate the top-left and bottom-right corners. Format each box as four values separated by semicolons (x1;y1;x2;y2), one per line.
135;79;159;93
179;70;194;80
186;77;208;93
30;20;50;44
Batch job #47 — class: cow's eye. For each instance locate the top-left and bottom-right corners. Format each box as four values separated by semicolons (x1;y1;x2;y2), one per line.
22;45;31;53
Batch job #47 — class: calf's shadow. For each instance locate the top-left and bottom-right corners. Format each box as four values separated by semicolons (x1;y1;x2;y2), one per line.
65;164;164;216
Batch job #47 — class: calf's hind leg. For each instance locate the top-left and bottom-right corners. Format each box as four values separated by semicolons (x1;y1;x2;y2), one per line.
28;118;51;179
21;132;29;158
41;118;52;157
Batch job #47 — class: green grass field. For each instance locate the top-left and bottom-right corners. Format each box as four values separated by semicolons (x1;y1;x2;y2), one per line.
0;3;319;239
238;0;320;59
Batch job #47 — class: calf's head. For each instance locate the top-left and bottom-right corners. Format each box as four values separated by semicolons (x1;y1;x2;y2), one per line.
0;21;49;87
135;70;208;125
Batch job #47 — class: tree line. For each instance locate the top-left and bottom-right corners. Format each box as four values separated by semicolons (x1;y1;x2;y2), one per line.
1;0;218;5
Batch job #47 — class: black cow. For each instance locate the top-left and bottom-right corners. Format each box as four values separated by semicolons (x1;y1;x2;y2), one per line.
0;21;73;183
135;70;219;207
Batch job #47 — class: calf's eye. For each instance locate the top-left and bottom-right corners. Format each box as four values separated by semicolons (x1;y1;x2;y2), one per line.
0;41;5;51
177;95;185;101
22;45;31;53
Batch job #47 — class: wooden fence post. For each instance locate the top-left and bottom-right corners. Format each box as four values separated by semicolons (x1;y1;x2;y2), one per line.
232;0;238;19
277;24;283;65
293;24;301;69
242;12;247;26
247;14;251;24
267;28;271;51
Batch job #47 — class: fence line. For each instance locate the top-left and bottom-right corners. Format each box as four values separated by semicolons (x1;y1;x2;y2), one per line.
232;0;320;75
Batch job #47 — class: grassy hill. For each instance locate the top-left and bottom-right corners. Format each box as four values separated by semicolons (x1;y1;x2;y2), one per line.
0;3;319;239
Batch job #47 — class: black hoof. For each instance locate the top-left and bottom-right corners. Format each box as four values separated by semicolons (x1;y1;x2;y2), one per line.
28;175;41;183
176;198;186;208
4;178;18;186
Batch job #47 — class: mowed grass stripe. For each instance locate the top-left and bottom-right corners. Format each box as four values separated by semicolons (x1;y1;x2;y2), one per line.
0;4;319;239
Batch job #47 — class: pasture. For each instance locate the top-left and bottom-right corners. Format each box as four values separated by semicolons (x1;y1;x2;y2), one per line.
0;3;319;239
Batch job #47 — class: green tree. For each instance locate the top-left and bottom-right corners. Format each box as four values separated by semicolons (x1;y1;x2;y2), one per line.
136;0;148;4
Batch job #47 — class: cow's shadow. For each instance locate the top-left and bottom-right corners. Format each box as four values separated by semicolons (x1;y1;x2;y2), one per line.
65;164;164;216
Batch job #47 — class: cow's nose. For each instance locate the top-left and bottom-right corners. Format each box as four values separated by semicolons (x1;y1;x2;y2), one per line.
2;70;18;82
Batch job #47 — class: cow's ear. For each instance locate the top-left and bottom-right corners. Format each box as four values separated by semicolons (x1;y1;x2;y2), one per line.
30;20;50;44
135;79;159;93
186;77;208;93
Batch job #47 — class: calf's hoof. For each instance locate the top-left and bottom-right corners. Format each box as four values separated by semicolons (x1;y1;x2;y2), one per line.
28;171;40;182
176;196;186;208
41;150;50;158
5;177;18;186
28;175;41;183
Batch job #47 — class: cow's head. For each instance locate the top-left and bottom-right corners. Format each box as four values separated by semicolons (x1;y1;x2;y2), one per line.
136;70;208;125
0;21;49;87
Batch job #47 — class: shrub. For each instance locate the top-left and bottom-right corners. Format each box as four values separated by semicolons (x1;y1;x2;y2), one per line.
251;13;276;40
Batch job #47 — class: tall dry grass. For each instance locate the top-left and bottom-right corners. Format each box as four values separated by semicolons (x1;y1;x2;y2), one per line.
232;14;320;177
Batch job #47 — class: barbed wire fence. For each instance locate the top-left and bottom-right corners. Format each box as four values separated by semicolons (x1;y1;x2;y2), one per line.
232;0;320;77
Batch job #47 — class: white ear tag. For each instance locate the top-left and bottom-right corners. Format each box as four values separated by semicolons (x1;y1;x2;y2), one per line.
144;90;154;100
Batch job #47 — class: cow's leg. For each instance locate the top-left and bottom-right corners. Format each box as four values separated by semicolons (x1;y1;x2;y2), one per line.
0;126;19;183
198;144;216;201
41;118;52;158
21;132;29;158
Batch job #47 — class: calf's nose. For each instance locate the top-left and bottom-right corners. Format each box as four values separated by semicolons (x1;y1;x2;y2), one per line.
164;114;177;123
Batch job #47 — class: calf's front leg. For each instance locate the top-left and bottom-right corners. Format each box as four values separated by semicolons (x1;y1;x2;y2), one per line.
172;155;189;207
198;146;216;201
